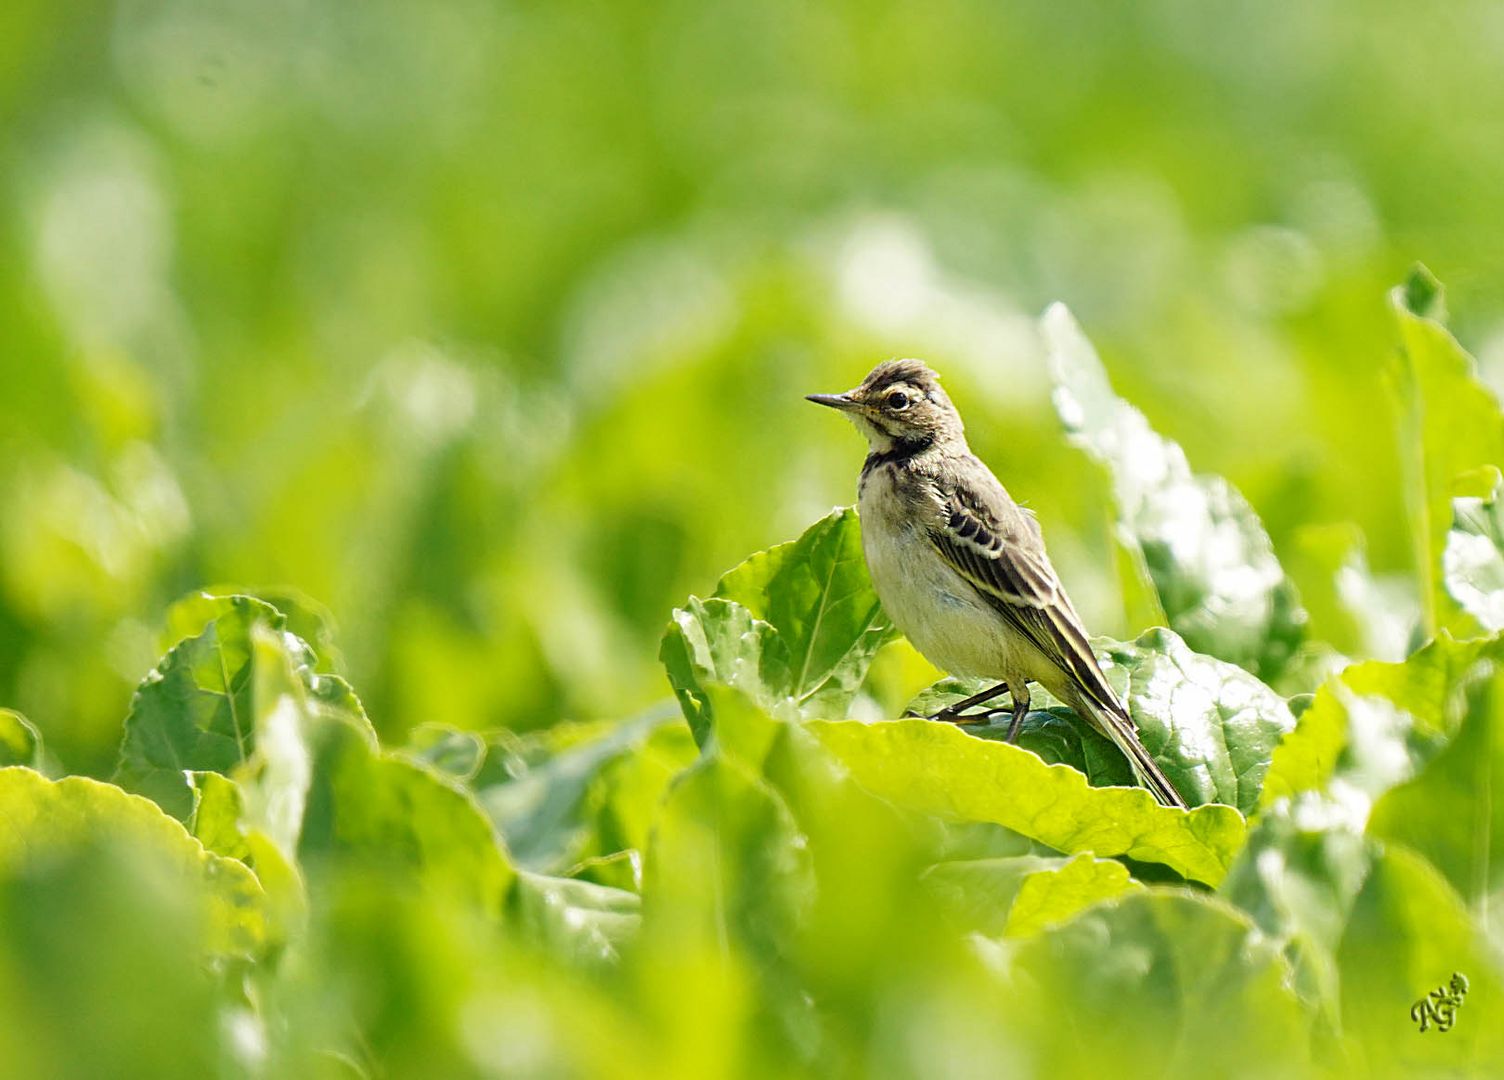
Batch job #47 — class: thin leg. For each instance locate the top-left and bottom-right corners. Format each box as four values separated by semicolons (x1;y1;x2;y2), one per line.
926;681;1010;723
1004;682;1031;743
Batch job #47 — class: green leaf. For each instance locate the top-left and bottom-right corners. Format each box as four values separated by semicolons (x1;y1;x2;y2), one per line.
808;718;1245;886
1444;475;1504;633
508;870;640;968
116;596;372;820
1099;629;1295;814
1003;891;1308;1076
1043;303;1306;680
473;709;689;874
186;770;251;862
0;709;42;768
1367;664;1504;908
1219;795;1374;1019
1390;266;1504;636
1337;846;1504;1073
640;752;818;1058
923;852;1140;938
0;767;267;957
713;506;895;714
161;586;343;671
298;717;516;910
1289;522;1417;663
1260;633;1502;810
661;597;794;746
910;628;1295;814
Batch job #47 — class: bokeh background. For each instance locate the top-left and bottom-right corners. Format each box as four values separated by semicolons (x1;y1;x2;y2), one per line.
5;0;1504;775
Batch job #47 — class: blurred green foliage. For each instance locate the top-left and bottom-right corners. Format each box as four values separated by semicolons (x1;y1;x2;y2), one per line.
6;2;1504;1076
7;0;1504;775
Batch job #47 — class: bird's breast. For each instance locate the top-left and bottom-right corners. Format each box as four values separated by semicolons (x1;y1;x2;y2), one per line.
858;467;1018;680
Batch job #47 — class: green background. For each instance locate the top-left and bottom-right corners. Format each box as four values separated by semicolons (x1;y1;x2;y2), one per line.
5;1;1503;772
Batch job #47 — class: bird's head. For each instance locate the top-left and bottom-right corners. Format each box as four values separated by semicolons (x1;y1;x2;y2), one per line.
806;359;963;453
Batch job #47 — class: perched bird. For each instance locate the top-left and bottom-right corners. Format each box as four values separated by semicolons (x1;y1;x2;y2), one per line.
808;359;1186;808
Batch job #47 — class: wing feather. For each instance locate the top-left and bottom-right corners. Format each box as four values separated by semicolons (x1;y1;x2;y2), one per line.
928;472;1121;717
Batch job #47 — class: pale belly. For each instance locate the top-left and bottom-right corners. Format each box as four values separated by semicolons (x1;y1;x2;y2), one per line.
859;498;1059;688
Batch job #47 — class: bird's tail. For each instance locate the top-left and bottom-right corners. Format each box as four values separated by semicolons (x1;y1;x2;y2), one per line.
1075;696;1187;809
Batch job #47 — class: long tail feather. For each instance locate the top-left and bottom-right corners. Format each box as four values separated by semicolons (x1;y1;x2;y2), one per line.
1077;697;1187;809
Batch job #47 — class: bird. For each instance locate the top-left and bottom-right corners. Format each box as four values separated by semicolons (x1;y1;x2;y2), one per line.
807;359;1186;809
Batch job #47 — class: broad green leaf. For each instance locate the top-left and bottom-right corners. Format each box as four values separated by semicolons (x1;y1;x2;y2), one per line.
1219;795;1374;1018
661;596;794;746
1043;302;1306;680
910;628;1295;813
1337;846;1504;1073
923;852;1139;938
1444;475;1504;633
161;586;343;671
637;752;818;1069
642;754;814;961
508;870;640;967
0;767;266;957
1390;265;1504;636
117;595;372;820
117;596;283;818
1003;891;1308;1077
1099;629;1295;814
0;709;41;768
1367;665;1504;908
713;506;895;714
297;716;515;910
809;718;1245;886
473;708;690;874
1260;633;1502;810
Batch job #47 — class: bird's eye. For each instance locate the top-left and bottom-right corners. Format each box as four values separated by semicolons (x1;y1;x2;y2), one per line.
885;390;911;411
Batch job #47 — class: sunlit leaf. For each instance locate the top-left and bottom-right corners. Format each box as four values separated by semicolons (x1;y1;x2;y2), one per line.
1044;303;1306;680
714;506;895;714
1337;846;1504;1073
116;595;372;820
809;718;1245;886
1261;633;1502;810
923;852;1140;938
1003;891;1309;1076
508;870;640;968
1367;664;1504;908
1445;475;1504;633
910;628;1294;813
1219;794;1374;1018
661;597;794;746
1390;264;1504;636
0;767;266;957
0;709;42;768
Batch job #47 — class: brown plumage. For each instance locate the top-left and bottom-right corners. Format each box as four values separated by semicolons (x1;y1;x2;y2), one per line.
808;359;1186;809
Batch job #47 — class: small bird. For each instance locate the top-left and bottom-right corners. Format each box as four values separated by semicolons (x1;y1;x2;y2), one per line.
808;359;1186;809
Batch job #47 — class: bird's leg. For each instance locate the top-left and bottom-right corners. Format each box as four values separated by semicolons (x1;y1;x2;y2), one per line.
1003;682;1031;743
926;681;1010;724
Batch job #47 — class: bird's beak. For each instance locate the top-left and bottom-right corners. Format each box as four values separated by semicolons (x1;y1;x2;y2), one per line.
805;392;858;411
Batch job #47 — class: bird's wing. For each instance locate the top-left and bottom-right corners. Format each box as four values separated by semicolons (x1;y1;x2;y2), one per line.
924;457;1187;809
926;460;1121;718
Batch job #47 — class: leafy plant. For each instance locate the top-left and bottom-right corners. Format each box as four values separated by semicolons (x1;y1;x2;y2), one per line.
2;270;1503;1077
